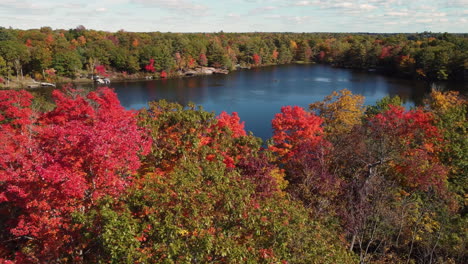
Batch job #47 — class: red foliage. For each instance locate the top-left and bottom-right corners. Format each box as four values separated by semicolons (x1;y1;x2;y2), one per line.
199;53;208;66
45;34;54;45
0;90;34;128
371;106;440;144
379;46;392;59
25;39;32;47
188;57;196;68
304;46;312;61
237;155;281;198
216;111;246;138
259;248;275;259
272;49;279;60
106;35;119;45
395;148;447;191
271;106;325;160
160;70;167;78
252;53;261;65
369;106;447;191
145;59;156;73
270;106;338;209
319;51;326;61
0;87;151;261
94;64;108;77
45;68;56;77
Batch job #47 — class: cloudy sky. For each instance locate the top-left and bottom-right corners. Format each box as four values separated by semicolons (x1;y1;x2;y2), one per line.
0;0;466;32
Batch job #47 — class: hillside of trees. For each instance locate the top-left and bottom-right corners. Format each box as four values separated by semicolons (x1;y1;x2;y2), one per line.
1;86;466;263
0;26;467;88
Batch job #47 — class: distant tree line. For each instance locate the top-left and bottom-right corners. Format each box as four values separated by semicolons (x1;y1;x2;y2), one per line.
0;26;466;84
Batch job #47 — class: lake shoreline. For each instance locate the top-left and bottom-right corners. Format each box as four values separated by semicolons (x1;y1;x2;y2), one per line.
2;62;465;94
1;62;318;90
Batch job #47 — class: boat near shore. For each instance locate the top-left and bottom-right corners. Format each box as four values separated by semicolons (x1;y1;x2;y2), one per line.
27;80;56;88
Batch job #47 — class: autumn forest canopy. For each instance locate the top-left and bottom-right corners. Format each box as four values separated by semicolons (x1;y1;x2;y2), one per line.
0;84;466;263
0;26;467;87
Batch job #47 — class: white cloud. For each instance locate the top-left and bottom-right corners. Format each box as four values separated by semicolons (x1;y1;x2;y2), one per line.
249;5;278;14
333;2;353;8
293;1;319;6
386;11;409;16
264;14;281;19
132;0;208;15
359;4;377;11
263;6;277;10
0;0;466;33
416;19;433;23
445;0;468;8
287;15;312;24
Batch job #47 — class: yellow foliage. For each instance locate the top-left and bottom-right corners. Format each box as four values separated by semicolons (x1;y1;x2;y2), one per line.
400;55;415;67
309;89;365;134
34;72;43;81
290;40;298;50
270;168;288;191
177;229;189;236
427;90;464;113
416;68;426;77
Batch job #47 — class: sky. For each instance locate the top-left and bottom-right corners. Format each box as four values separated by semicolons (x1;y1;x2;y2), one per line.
0;0;466;33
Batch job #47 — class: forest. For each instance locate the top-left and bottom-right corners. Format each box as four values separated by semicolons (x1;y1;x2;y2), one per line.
0;26;467;88
0;85;466;263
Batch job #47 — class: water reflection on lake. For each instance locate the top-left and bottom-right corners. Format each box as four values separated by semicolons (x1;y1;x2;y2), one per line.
75;64;466;140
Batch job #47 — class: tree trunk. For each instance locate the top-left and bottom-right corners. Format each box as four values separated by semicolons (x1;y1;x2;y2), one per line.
350;233;356;251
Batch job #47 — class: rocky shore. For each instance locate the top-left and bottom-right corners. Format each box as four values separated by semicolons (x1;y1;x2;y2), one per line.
0;66;231;89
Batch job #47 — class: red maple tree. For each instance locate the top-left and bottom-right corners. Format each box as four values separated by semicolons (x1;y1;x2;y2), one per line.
252;54;261;65
270;106;325;160
145;59;156;72
0;87;151;261
216;111;246;138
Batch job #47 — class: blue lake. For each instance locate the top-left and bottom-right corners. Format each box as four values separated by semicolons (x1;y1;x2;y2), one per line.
76;64;465;140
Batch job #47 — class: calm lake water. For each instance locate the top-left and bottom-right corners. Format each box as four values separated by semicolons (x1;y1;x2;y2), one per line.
76;64;466;140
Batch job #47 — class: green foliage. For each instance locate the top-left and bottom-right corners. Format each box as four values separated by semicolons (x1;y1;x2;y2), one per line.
0;56;10;77
0;27;16;41
78;147;355;263
0;28;465;83
424;91;468;262
139;44;175;71
207;40;231;68
0;40;30;77
29;45;53;72
74;198;143;263
52;50;82;77
365;95;403;117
